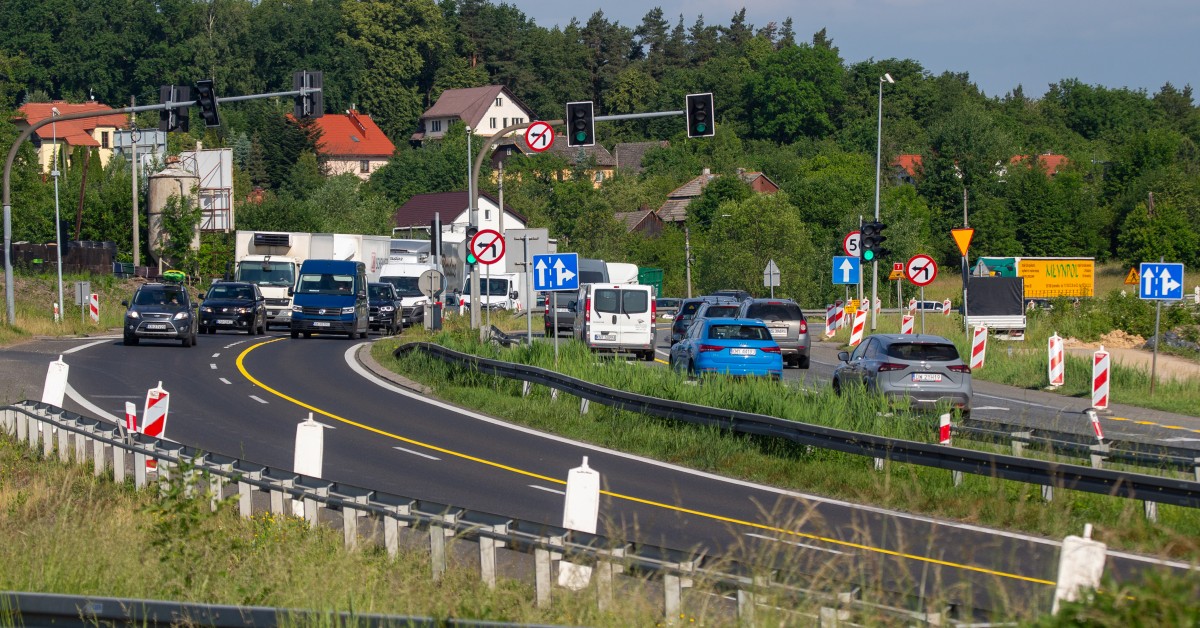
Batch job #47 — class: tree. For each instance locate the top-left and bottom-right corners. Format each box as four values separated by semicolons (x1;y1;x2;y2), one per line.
1117;198;1199;266
155;190;203;275
687;173;751;231
744;39;845;142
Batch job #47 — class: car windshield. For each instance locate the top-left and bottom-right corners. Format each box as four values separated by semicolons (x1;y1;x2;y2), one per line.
369;285;393;299
207;285;253;300
548;291;574;308
461;279;511;296
134;287;186;306
704;305;740;318
382;276;423;297
236;261;295;287
745;302;802;320
885;342;960;362
707;324;769;340
678;301;704;318
298;273;355;295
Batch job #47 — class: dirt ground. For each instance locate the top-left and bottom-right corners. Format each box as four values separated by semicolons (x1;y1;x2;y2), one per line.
1064;343;1200;382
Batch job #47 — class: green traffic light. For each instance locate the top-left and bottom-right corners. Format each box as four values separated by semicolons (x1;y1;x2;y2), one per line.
863;250;875;262
575;131;587;142
695;123;707;133
467;253;477;264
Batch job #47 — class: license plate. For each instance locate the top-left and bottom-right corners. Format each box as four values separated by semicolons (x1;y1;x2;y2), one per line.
216;319;233;325
769;327;787;337
595;333;615;341
313;321;331;327
146;323;167;330
730;348;756;356
912;373;943;382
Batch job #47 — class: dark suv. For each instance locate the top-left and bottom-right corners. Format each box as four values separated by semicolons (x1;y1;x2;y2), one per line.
198;281;266;335
542;290;576;337
122;282;198;347
737;298;810;368
670;296;740;345
368;282;402;335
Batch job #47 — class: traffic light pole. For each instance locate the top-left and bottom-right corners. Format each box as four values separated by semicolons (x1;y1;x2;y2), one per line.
3;83;321;325
466;109;686;333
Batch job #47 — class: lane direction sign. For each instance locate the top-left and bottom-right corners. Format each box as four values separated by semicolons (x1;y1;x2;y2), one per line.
843;231;861;257
524;121;555;152
905;254;938;287
533;253;580;291
1138;262;1184;300
469;228;505;265
832;256;861;285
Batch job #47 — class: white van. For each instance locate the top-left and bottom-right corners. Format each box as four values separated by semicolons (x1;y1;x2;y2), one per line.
574;283;656;361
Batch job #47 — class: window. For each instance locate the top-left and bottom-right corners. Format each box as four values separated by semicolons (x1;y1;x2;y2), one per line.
431;120;442;132
101;132;109;148
513;117;523;125
490;117;497;129
360;160;370;173
495;97;503;107
886;343;960;362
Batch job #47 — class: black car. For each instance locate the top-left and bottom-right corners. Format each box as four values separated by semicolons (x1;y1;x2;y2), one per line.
368;282;402;335
670;296;741;345
709;289;753;302
122;282;199;347
542;290;576;337
198;281;266;335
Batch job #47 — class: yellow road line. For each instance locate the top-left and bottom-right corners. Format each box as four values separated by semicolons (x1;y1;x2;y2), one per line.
236;338;1055;587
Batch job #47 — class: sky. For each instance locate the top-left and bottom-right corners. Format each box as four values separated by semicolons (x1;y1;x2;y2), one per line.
505;0;1199;99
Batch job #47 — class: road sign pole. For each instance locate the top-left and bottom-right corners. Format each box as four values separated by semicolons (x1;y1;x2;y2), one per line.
920;286;926;334
1150;255;1164;396
871;259;878;331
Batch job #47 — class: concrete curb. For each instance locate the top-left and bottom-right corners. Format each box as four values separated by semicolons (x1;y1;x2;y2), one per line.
355;342;434;397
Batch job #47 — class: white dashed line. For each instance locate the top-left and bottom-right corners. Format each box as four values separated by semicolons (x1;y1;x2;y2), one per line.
210;363;218;370
529;484;566;495
211;353;220;358
393;446;440;460
745;532;847;555
219;378;231;385
248;395;269;404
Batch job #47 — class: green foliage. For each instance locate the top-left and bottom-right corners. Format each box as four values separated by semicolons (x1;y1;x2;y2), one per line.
155;189;203;276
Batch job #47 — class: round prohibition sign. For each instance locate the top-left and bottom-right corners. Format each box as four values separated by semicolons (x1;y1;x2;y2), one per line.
524;121;555;152
843;231;861;256
905;253;938;287
469;228;505;265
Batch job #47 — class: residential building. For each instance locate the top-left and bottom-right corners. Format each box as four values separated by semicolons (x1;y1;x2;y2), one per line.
893;153;1068;184
490;135;617;188
14;101;128;172
391;191;527;275
656;168;779;223
309;109;395;180
411;86;536;142
613;141;670;174
613;209;664;237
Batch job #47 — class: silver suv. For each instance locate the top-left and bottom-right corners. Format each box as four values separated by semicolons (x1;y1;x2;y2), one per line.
736;298;810;368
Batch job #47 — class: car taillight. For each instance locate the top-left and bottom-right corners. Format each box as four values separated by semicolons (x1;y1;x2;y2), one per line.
799;320;807;333
651;299;656;318
585;298;591;322
878;362;908;372
948;364;971;373
761;346;781;353
698;344;724;353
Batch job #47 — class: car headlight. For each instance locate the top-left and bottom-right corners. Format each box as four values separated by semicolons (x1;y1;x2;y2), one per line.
173;311;190;320
292;305;302;313
200;306;212;313
341;306;355;314
126;311;140;319
380;305;395;312
236;306;251;314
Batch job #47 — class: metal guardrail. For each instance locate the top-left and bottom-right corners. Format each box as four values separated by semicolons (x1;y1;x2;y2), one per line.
1;401;947;626
400;341;1200;510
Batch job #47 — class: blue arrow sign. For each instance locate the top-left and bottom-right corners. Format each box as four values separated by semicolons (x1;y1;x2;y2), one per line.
1138;262;1185;300
832;256;861;285
533;253;580;291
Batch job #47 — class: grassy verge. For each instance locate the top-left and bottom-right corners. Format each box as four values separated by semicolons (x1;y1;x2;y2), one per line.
0;272;152;346
372;320;1199;561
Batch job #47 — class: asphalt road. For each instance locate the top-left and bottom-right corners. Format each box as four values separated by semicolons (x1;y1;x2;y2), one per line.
3;331;1195;619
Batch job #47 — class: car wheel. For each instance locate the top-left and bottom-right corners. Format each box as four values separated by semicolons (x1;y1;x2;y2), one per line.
123;334;138;346
291;330;300;339
832;377;842;396
303;332;312;338
687;360;697;379
797;355;810;369
246;322;254;335
181;334;191;347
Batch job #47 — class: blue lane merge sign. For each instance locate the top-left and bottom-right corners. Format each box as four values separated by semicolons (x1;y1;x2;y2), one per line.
533;253;580;291
832;256;860;285
1138;262;1185;300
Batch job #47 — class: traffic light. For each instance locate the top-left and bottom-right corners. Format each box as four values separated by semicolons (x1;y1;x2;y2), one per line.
465;226;479;268
685;92;715;138
860;221;889;263
194;79;221;128
565;101;594;147
158;85;190;133
292;71;324;119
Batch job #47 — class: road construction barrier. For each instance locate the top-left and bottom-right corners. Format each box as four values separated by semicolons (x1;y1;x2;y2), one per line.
849;309;867;346
1048;333;1065;388
1091;346;1110;411
938;413;952;445
970;326;988;370
908;298;917;315
88;293;99;323
824;304;837;338
942;298;951;315
900;315;914;335
141;382;169;469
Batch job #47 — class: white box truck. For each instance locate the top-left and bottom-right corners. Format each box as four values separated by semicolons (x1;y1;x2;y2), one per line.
233;231;391;329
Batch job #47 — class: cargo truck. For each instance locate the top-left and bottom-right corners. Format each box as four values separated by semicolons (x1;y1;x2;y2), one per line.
233;231;390;329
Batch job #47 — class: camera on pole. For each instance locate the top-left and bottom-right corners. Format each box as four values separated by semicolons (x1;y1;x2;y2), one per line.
158;85;190;133
565;101;595;147
194;79;221;128
685;93;715;138
292;71;324;119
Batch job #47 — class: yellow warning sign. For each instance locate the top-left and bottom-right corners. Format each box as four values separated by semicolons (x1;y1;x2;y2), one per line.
888;270;904;281
1124;267;1139;285
951;228;975;256
847;299;860;310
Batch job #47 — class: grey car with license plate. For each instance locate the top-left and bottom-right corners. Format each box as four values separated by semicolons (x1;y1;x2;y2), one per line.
833;334;972;417
736;298;810;368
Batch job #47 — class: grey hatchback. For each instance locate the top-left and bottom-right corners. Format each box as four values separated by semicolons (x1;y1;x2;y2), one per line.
832;334;972;417
736;298;810;368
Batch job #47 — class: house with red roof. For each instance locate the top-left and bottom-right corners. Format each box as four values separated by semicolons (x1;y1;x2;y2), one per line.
309;109;395;180
13;101;129;172
892;152;1068;184
657;168;779;223
1007;153;1069;177
411;86;536;143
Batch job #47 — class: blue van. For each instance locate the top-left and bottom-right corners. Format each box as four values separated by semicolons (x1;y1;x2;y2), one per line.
289;260;370;339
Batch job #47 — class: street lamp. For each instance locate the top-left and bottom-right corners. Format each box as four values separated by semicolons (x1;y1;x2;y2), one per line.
871;72;894;331
51;107;64;324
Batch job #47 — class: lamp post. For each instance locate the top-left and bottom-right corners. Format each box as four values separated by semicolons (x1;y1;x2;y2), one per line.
871;72;895;331
51;108;64;323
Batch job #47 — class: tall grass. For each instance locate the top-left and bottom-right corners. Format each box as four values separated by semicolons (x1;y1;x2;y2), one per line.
0;272;149;345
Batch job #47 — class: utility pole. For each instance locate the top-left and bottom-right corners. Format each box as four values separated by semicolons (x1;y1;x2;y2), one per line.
684;224;693;298
131;96;139;269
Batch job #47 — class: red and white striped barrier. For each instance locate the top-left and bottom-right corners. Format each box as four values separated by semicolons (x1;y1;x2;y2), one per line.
141;382;170;470
873;298;882;318
89;293;99;323
969;326;988;370
938;413;952;445
124;401;138;433
849;308;868;346
900;314;914;335
53;302;60;322
942;298;952;315
908;298;917;315
824;304;836;337
1048;333;1065;388
1086;409;1104;443
1091;346;1110;410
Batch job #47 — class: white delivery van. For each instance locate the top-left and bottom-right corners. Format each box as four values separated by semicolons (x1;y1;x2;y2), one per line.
574;283;656;361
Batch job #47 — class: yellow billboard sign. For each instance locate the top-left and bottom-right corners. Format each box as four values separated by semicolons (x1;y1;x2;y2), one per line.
1018;258;1094;298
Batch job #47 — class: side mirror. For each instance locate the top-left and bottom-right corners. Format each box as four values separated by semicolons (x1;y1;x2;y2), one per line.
510;291;518;299
287;287;294;296
121;300;129;307
837;351;849;362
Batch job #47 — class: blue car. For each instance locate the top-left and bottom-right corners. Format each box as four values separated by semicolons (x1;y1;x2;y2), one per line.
668;317;783;380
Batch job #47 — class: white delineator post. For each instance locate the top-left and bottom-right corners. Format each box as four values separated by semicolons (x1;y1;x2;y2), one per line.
969;326;988;370
88;293;99;323
294;412;325;517
124;401;138;433
1091;345;1110;411
559;456;601;590
848;308;868;347
1086;409;1105;443
1052;523;1106;615
900;314;914;335
1048;333;1065;388
41;355;69;408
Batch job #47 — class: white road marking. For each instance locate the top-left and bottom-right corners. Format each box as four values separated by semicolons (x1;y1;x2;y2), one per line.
974;406;1009;411
745;532;846;555
210;363;217;370
248;395;269;404
394;446;440;460
1160;437;1200;443
529;484;565;495
211;353;220;358
219;378;232;385
63;338;117;354
974;393;1060;410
